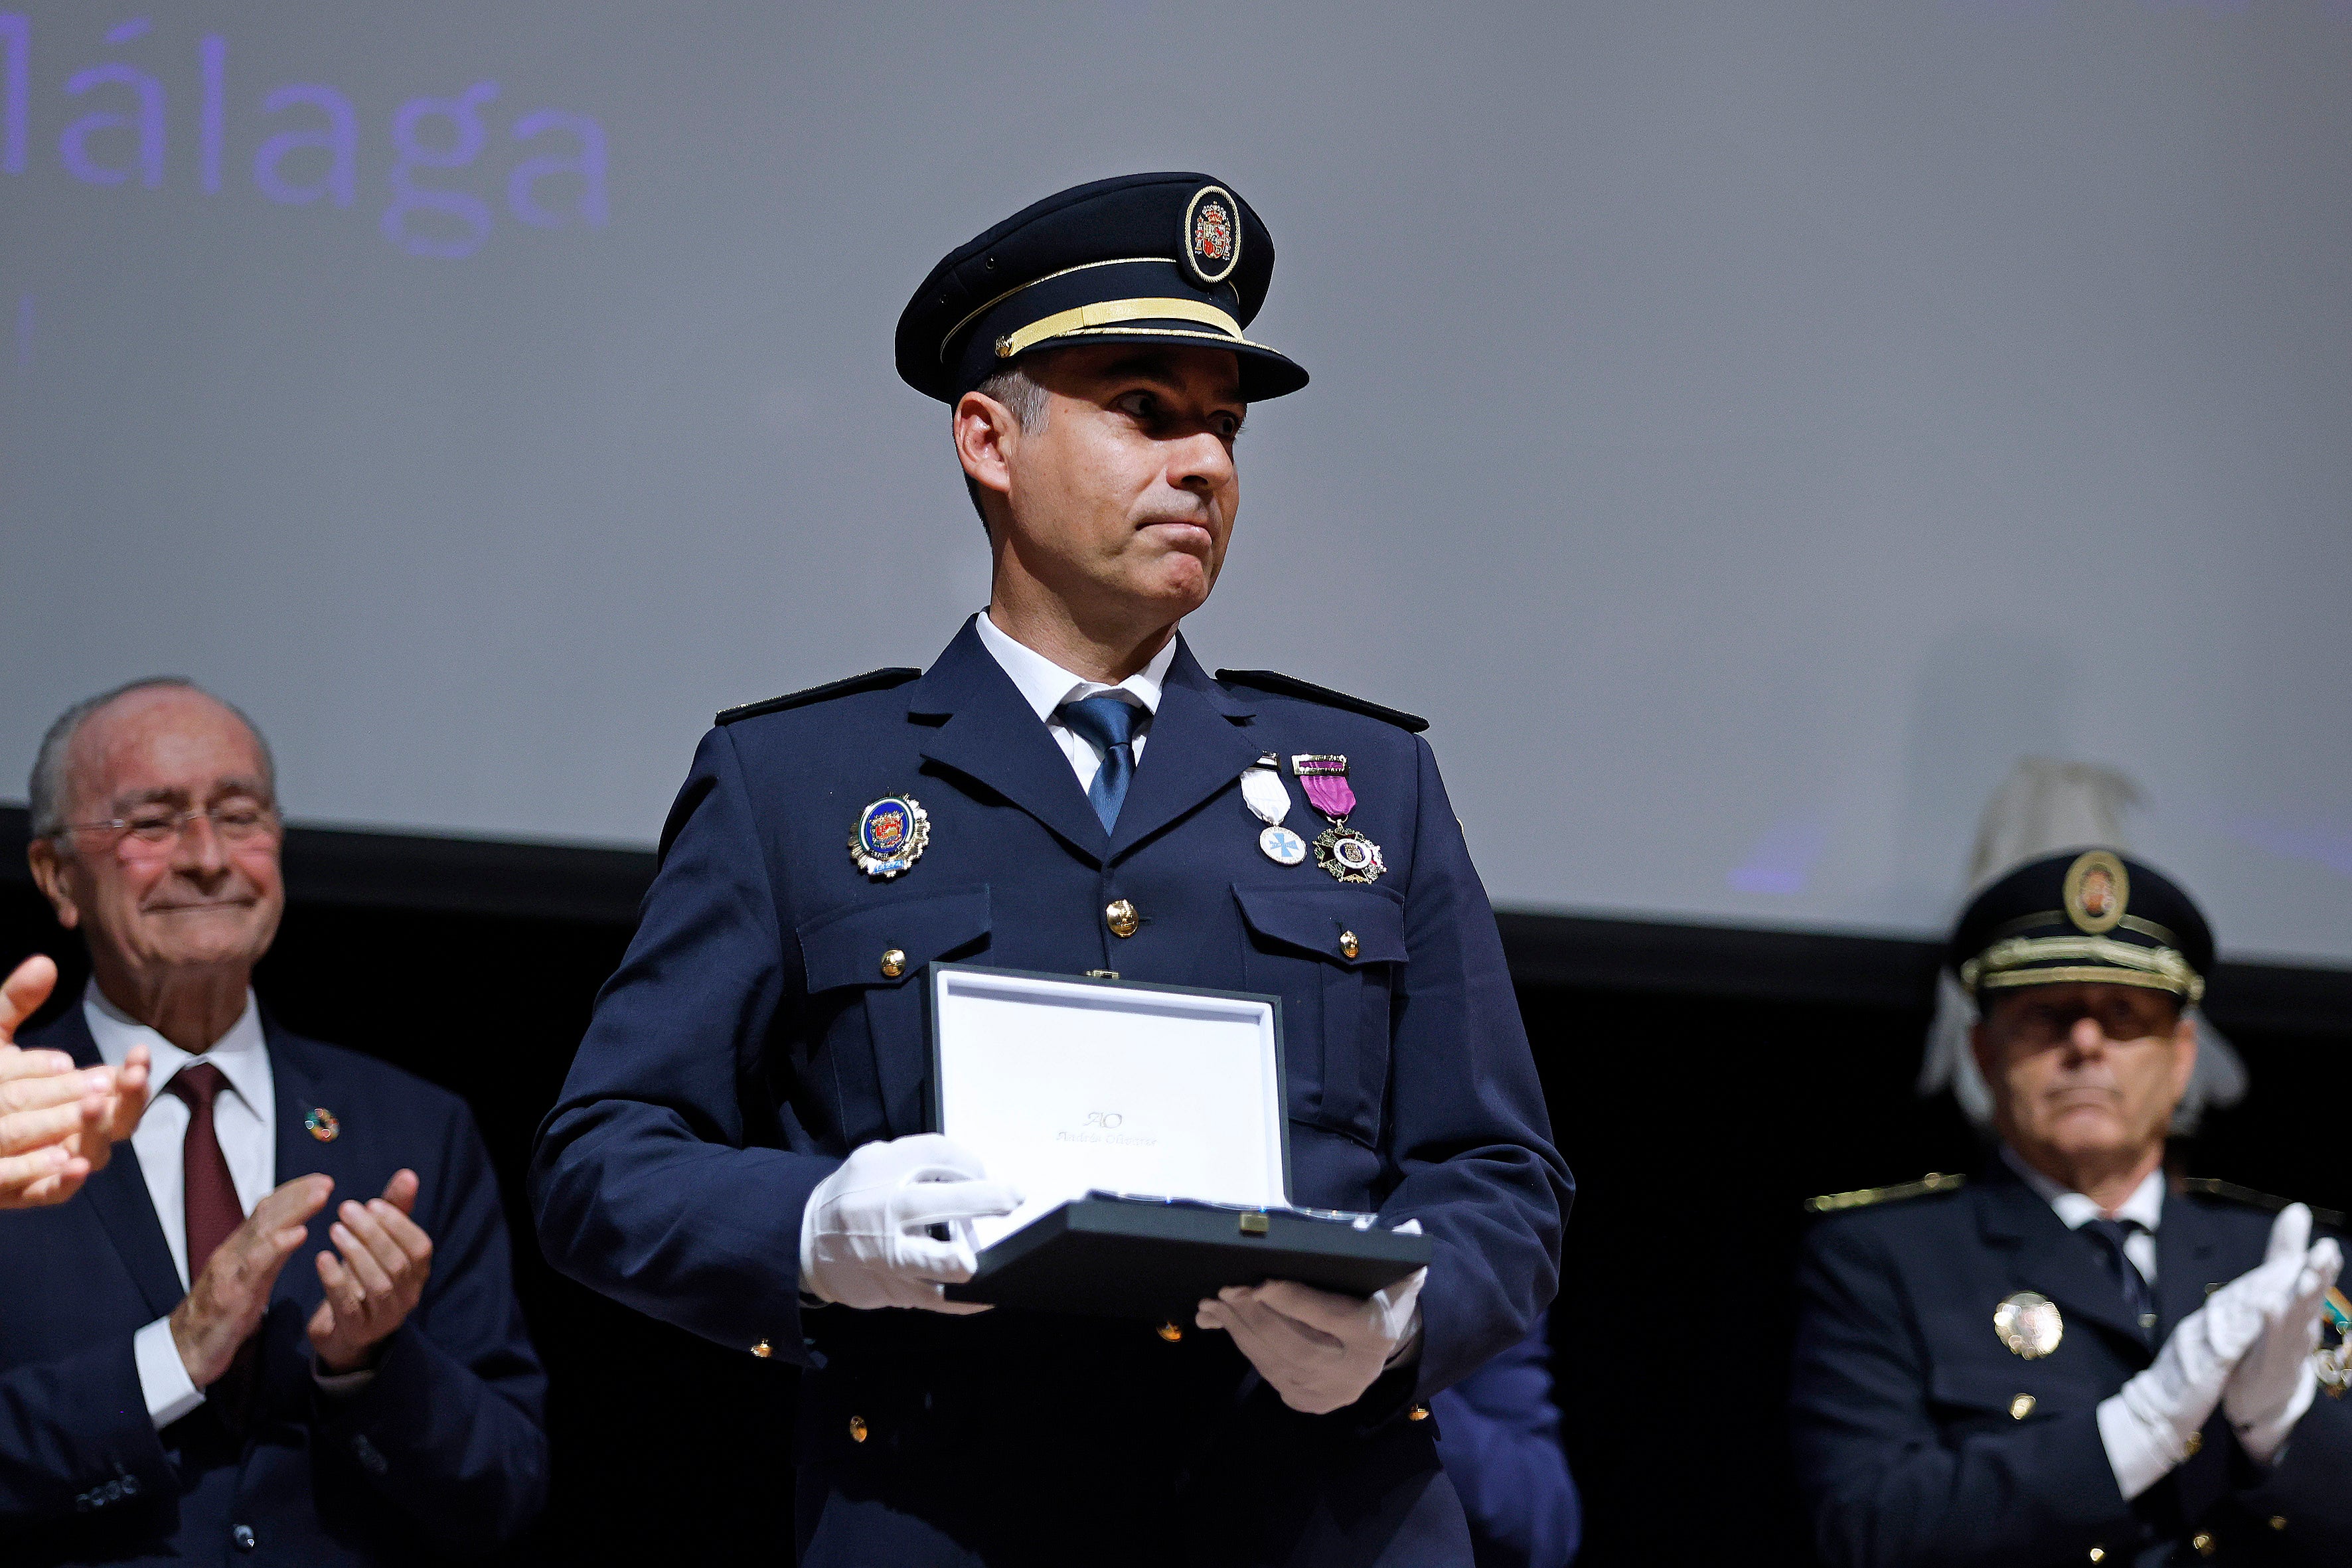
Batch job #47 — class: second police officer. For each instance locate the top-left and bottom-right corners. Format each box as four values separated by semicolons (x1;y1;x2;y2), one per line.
530;173;1571;1566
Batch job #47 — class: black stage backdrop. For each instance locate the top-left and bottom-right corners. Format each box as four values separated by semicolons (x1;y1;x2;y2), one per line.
3;812;2346;1567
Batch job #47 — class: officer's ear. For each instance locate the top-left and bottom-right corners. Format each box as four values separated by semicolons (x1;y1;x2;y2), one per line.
954;389;1020;510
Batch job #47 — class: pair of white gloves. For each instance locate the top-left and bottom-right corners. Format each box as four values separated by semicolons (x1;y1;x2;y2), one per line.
2098;1203;2342;1498
798;1134;1424;1414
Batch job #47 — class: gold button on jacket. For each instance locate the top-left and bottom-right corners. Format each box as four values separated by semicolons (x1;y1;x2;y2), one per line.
879;948;907;979
1104;899;1139;938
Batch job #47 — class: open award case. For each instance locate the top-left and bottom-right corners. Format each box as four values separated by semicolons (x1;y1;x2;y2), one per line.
925;963;1431;1320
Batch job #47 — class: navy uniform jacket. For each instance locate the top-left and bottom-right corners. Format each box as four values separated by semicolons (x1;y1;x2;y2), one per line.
1792;1160;2352;1568
0;1008;550;1566
531;619;1572;1567
1431;1327;1581;1568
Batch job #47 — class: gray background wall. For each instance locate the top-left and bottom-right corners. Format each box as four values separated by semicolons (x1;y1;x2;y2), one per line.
4;0;2349;961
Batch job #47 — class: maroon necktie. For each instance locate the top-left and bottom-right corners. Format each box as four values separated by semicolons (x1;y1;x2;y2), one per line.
167;1063;256;1419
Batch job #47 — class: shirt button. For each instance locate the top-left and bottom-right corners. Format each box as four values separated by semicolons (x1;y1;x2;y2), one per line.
1338;930;1360;960
1105;900;1139;938
232;1523;258;1551
879;949;906;979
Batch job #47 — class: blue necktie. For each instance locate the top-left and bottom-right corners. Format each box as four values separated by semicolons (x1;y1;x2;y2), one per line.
1058;695;1140;832
2083;1217;2157;1338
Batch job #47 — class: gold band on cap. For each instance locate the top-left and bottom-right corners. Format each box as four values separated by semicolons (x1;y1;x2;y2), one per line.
1960;933;2205;1003
993;297;1245;359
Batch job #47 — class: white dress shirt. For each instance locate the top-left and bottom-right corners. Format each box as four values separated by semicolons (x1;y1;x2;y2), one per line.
972;610;1174;791
86;983;275;1429
2003;1144;2163;1285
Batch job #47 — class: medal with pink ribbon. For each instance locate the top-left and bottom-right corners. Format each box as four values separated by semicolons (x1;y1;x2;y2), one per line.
1290;754;1387;884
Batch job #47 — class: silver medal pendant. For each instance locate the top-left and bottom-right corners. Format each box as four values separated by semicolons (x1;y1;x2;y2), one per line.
1312;824;1387;884
1260;824;1308;865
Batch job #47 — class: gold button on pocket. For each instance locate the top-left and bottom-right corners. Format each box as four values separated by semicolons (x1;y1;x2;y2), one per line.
2007;1393;2035;1421
2271;1516;2289;1531
2191;1532;2216;1557
1156;1322;1183;1342
848;1416;869;1444
1105;900;1139;938
1407;1403;1431;1422
750;1339;773;1360
2088;1549;2105;1564
879;949;906;979
1338;929;1360;960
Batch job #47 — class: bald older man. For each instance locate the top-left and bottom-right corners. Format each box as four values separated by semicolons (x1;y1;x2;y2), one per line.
0;678;547;1565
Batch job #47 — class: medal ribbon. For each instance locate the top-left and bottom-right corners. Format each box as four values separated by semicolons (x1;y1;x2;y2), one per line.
1240;755;1291;828
1292;755;1355;822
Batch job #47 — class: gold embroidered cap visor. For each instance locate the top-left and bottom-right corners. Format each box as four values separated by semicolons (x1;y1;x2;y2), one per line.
949;257;1306;402
896;171;1308;404
1948;848;2213;1005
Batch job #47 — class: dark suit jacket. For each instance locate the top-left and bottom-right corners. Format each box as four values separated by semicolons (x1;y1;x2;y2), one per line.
1432;1327;1581;1568
1792;1159;2352;1567
532;620;1572;1567
0;1007;549;1565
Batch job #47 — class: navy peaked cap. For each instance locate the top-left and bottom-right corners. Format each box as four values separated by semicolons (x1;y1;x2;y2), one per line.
1950;848;2213;1004
896;171;1308;404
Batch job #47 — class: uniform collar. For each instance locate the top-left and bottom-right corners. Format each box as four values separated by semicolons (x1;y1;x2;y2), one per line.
971;609;1174;722
2001;1143;2165;1233
84;978;273;1121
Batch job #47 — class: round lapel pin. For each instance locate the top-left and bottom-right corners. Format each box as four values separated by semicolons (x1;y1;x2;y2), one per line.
1994;1291;2063;1359
849;795;930;880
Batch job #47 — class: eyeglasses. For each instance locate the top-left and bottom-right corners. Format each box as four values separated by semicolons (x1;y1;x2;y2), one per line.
60;802;279;848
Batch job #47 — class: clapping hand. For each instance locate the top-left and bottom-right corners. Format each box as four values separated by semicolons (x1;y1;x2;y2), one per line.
0;955;147;1210
307;1169;435;1373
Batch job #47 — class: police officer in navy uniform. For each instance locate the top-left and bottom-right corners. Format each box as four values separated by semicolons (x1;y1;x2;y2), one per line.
530;173;1571;1566
1792;850;2351;1567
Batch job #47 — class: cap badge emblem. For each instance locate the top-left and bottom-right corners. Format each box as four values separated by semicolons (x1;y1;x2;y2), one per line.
305;1107;340;1142
850;795;931;880
2063;850;2130;935
1994;1290;2065;1360
1182;185;1241;287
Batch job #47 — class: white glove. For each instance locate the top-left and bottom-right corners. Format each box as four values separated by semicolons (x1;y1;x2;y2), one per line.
2098;1227;2310;1498
1194;1223;1427;1415
797;1135;1022;1314
2223;1204;2344;1466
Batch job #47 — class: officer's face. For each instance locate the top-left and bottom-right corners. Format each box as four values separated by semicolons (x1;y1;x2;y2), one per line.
29;688;285;991
1972;983;2196;1168
966;345;1244;627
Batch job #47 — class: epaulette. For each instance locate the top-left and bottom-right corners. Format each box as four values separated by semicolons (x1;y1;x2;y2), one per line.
716;667;921;726
1804;1171;1966;1215
1214;670;1428;734
2179;1177;2347;1233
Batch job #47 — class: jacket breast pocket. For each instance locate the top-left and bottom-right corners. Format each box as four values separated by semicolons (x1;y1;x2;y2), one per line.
1927;1360;2086;1436
797;886;992;1140
1233;884;1409;1146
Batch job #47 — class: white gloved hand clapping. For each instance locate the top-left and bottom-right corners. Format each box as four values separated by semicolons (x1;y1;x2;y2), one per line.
2098;1220;2311;1498
2223;1203;2343;1466
798;1135;1022;1314
1196;1227;1426;1416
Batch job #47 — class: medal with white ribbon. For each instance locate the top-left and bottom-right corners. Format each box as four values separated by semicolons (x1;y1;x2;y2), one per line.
1291;754;1386;884
1242;753;1306;865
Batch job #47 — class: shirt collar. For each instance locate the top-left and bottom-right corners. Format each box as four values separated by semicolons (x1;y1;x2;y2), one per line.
84;979;271;1119
972;609;1175;722
2001;1144;2165;1233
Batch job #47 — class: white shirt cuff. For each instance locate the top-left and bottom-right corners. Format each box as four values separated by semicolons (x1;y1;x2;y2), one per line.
133;1316;204;1430
311;1358;377;1398
2097;1391;2178;1501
